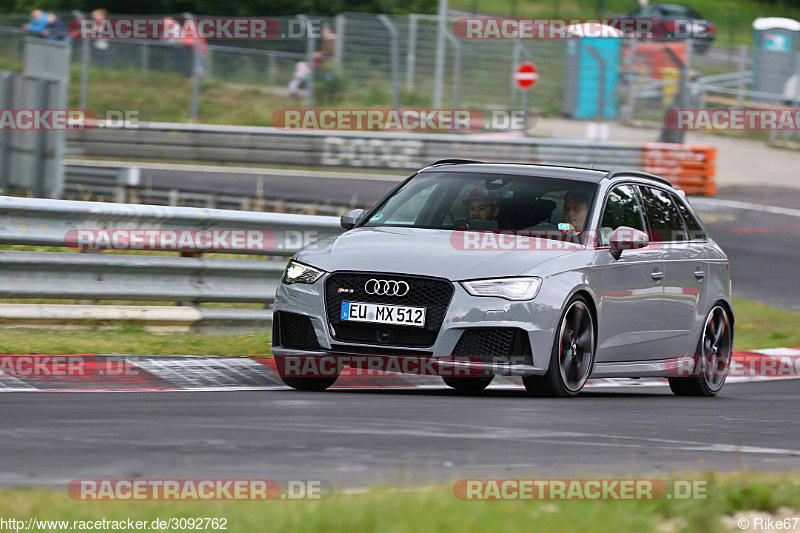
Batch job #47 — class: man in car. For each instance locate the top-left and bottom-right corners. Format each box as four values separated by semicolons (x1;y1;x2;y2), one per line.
563;191;591;231
464;186;500;223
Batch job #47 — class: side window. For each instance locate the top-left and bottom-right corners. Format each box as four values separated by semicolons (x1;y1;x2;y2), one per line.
599;185;646;246
638;186;688;242
672;195;706;240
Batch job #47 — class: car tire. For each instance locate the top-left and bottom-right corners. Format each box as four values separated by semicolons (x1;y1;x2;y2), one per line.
442;376;494;392
279;376;339;391
523;295;595;398
668;304;732;397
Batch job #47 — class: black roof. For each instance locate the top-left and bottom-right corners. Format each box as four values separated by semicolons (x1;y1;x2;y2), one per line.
420;161;674;188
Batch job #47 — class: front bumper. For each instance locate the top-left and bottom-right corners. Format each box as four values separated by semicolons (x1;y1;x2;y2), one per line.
271;273;561;376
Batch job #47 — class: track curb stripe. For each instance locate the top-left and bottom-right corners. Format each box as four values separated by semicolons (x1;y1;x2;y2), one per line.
0;350;797;392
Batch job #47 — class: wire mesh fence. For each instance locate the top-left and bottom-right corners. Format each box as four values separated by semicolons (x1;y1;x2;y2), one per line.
0;11;798;135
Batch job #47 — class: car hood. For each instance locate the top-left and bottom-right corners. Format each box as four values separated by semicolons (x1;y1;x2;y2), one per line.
295;226;583;280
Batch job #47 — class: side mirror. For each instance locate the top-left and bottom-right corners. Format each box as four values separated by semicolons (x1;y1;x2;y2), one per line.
609;226;649;260
340;208;365;230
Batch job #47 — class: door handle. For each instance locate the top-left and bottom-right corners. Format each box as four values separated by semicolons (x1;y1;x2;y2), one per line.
694;269;706;279
651;270;664;281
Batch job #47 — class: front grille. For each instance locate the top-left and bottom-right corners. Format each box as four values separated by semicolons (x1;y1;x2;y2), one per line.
451;328;530;363
325;272;454;348
275;311;320;350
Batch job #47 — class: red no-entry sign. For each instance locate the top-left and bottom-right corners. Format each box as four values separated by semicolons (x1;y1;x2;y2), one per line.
514;62;538;90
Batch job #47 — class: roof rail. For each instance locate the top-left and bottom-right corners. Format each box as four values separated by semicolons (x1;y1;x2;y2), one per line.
605;169;675;188
429;159;485;166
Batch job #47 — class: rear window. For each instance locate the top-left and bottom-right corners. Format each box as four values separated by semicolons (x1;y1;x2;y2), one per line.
672;195;706;240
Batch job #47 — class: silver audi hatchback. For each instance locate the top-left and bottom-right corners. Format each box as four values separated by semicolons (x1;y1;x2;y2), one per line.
272;161;734;397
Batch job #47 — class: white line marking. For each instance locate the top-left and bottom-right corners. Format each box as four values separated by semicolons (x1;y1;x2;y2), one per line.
691;198;800;218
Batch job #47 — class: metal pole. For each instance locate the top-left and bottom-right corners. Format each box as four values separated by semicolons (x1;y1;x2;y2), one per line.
379;15;400;109
0;73;13;194
32;81;50;198
406;14;418;92
736;43;747;107
79;37;90;110
623;39;637;122
300;15;316;110
185;14;200;123
657;45;686;143
268;53;276;88
334;14;345;67
141;41;149;73
445;30;461;109
586;45;606;121
432;0;448;109
515;42;533;129
511;41;520;108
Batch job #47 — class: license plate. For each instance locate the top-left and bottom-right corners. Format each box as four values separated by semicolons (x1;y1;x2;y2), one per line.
341;302;426;327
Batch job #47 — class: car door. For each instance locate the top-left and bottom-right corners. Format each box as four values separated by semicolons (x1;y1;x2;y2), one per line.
594;183;666;363
638;186;709;357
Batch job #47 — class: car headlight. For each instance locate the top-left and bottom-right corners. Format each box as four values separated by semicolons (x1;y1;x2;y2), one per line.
461;277;542;300
282;260;326;285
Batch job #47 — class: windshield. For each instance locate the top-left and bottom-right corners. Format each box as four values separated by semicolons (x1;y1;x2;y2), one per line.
362;171;599;235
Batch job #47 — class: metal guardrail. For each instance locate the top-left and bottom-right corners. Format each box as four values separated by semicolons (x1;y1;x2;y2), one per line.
62;162;348;214
0;196;344;330
0;195;342;256
66;122;717;194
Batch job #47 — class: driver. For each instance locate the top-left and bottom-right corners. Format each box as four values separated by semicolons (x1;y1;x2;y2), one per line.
563;191;590;231
464;186;500;223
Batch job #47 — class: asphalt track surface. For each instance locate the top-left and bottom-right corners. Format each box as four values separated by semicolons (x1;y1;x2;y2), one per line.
120;163;800;308
2;380;799;487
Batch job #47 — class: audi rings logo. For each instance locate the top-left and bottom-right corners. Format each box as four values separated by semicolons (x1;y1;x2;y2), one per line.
365;279;410;297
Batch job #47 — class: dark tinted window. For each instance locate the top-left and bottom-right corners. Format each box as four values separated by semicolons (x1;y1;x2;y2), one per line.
599;185;646;246
639;186;688;242
672;195;706;240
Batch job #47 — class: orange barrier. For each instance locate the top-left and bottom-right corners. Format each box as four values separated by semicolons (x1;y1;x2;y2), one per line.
641;143;717;195
624;42;688;79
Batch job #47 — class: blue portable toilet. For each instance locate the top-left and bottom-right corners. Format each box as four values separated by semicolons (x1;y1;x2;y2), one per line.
562;23;621;119
752;17;800;96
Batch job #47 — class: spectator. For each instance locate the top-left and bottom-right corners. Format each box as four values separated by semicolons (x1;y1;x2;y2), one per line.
287;23;336;97
42;12;70;41
288;61;310;98
91;9;110;67
160;17;183;74
313;24;336;66
22;9;48;34
179;19;208;78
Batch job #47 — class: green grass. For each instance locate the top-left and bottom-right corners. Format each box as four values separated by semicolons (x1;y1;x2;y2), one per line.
1;472;799;532
0;297;795;356
731;297;800;350
0;325;270;357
